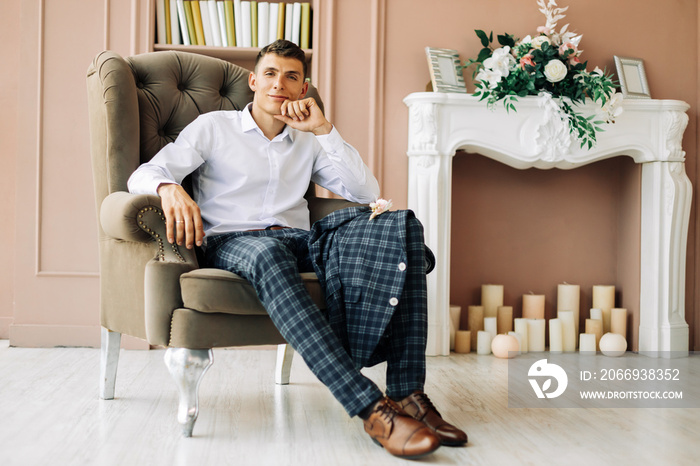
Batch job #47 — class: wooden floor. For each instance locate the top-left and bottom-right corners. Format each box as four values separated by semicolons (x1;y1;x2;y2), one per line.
1;339;698;466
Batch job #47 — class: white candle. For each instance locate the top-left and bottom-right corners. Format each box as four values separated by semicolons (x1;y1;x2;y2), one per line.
477;330;492;355
528;319;546;352
549;318;563;352
592;285;615;334
497;306;513;335
514;318;529;353
611;308;627;336
585;318;604;350
558;310;576;352
590;308;603;321
557;283;580;336
449;305;462;350
482;284;504;318
484;317;498;338
467;305;484;351
508;331;522;355
579;333;597;354
522;294;545;319
455;330;471;354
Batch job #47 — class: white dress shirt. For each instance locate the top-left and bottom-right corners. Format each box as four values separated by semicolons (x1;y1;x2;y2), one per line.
127;104;380;236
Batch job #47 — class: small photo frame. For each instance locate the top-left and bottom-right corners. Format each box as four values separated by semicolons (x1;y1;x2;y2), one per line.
614;56;650;99
426;47;467;93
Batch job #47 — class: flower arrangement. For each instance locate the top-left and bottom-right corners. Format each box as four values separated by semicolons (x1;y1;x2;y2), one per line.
369;198;393;220
463;0;622;149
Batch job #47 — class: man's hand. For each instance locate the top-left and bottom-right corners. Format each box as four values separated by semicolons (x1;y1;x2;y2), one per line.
274;97;333;135
157;183;205;249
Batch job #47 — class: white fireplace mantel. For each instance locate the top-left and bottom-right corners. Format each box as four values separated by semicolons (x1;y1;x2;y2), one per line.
404;92;691;357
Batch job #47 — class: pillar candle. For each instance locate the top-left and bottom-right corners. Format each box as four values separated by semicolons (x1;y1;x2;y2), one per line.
449;305;462;350
592;285;615;334
467;305;484;351
508;331;522;355
477;330;492;355
549;318;563;352
557;283;580;336
522;294;545;319
484;317;498;338
579;333;596;354
590;308;603;321
497;306;513;334
528;319;546;352
585;318;604;350
558;310;576;352
455;330;471;354
611;308;627;336
514;318;529;353
481;284;504;318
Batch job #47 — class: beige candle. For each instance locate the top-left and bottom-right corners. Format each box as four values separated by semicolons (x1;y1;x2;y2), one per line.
528;319;546;352
514;318;529;353
482;284;504;318
476;330;492;355
585;318;604;350
497;306;513;334
549;318;563;352
467;305;484;351
590;308;603;321
592;285;615;334
454;330;471;354
579;333;596;353
508;331;522;355
522;293;545;319
449;305;462;350
557;283;580;336
611;308;627;336
558;310;576;352
484;317;498;337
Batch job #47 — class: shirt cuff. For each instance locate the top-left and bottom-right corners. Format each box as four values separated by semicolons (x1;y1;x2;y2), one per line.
315;126;345;154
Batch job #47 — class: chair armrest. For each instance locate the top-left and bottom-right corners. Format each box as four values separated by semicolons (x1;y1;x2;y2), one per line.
100;191;197;264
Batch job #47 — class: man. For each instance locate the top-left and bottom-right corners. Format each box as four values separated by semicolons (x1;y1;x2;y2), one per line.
128;39;466;459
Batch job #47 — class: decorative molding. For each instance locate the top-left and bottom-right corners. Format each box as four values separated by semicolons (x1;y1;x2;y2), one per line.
407;103;437;154
368;0;386;186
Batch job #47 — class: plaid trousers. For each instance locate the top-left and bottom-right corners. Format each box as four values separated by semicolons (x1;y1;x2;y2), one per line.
204;208;430;417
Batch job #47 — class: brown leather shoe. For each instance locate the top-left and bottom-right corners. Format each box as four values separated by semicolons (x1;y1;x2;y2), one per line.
397;391;468;446
363;397;440;458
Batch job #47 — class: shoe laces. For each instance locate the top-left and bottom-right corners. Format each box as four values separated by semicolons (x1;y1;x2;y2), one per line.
413;392;441;417
377;398;403;424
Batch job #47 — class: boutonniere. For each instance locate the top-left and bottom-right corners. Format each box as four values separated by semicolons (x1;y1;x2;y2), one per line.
369;198;393;220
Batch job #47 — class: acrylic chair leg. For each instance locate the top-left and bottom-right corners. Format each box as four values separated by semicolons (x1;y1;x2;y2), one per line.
99;327;121;400
275;344;294;385
164;347;214;438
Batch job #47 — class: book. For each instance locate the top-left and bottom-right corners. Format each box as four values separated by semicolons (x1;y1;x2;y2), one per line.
200;1;213;46
276;2;285;41
240;1;252;47
300;2;310;49
156;0;167;44
182;1;196;46
190;1;205;45
217;1;229;46
268;2;279;45
170;0;182;44
291;2;301;46
284;3;293;41
233;0;243;48
258;2;269;48
251;1;258;48
207;1;222;46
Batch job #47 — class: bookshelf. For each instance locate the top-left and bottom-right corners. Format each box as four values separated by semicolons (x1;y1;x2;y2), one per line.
150;1;317;74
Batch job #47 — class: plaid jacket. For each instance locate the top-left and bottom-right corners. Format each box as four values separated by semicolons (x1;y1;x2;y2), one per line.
308;206;434;368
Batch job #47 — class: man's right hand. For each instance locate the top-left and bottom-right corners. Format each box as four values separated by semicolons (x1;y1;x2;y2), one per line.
157;183;205;249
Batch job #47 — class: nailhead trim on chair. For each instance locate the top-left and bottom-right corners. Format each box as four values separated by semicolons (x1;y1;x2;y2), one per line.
137;206;185;263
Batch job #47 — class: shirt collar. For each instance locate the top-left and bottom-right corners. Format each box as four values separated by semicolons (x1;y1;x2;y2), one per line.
242;103;295;142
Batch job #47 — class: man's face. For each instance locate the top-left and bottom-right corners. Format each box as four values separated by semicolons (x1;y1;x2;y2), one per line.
249;53;308;117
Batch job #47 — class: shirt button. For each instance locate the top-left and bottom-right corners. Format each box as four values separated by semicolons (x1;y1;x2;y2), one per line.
389;297;399;306
398;262;407;271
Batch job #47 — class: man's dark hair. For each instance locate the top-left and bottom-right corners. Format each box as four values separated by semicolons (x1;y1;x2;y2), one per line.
255;39;308;78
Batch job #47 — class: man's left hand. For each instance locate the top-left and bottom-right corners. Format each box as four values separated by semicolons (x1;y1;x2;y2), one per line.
274;97;333;135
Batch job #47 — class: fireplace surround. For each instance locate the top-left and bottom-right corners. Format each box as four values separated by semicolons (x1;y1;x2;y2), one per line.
405;92;691;357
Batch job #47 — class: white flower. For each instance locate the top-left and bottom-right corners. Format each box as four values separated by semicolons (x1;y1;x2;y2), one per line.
543;59;568;82
601;92;624;123
483;46;516;77
369;198;393;220
476;68;504;89
531;35;551;49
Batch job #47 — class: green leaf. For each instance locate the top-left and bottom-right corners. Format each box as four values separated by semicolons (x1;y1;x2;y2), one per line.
497;34;515;48
476;47;493;63
475;30;491;47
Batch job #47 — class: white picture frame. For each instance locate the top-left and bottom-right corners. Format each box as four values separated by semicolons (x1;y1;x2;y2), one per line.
614;56;651;99
426;47;467;93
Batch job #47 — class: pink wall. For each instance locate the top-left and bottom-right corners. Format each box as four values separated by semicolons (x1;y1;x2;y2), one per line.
1;0;698;349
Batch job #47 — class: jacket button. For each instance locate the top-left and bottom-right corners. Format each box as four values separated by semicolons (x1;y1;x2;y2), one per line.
389;297;399;306
398;262;407;271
